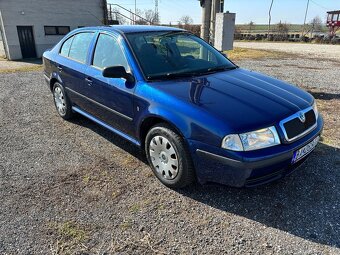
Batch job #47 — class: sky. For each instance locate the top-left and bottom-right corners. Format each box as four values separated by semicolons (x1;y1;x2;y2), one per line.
108;0;339;25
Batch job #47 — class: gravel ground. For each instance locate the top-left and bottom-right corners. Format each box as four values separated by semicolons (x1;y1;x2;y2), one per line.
0;56;340;254
234;41;340;61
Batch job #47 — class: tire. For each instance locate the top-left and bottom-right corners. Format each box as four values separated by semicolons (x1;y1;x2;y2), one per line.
145;123;195;188
52;82;73;120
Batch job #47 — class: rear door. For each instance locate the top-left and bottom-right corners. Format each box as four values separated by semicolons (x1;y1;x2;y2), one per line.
54;32;95;111
84;33;136;137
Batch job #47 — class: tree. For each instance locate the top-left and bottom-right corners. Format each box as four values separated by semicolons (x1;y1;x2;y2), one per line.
275;21;289;40
135;9;149;25
179;15;194;26
133;9;159;25
248;21;255;33
144;9;160;24
110;7;127;25
309;16;323;35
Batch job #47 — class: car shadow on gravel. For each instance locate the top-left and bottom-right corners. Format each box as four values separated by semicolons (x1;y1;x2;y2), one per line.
68;115;339;248
308;91;340;101
178;143;340;248
68;116;148;164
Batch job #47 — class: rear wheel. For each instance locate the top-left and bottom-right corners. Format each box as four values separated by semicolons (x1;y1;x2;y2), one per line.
145;123;195;188
52;82;73;120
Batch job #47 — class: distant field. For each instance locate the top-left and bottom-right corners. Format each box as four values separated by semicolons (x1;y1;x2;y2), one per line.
236;24;328;33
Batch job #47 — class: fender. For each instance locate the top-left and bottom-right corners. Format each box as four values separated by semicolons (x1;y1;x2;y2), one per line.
135;101;226;148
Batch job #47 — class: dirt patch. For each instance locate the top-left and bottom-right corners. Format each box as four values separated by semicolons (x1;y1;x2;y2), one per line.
226;47;287;61
0;57;42;73
309;90;340;147
234;41;340;61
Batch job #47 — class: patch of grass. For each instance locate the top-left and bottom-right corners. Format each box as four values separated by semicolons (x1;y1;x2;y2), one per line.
57;221;87;242
49;221;89;254
0;65;43;74
120;219;132;230
226;47;284;61
129;204;141;213
83;175;90;184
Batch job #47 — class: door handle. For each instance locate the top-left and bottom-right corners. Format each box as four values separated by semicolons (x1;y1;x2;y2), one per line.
85;77;93;86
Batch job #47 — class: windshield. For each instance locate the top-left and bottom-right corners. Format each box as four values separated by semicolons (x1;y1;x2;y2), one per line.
125;31;237;80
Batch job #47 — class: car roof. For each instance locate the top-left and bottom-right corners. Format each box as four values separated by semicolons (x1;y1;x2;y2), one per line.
77;25;184;34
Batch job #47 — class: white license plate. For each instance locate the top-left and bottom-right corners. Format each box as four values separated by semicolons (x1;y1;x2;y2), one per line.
291;136;319;164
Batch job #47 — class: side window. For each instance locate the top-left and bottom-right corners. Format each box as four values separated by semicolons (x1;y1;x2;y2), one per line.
68;32;94;63
92;34;129;70
60;36;74;57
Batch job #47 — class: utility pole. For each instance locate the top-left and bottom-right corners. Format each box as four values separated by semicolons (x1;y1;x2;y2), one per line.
268;0;274;36
200;0;212;43
134;0;137;24
302;0;310;36
154;0;159;24
210;0;221;45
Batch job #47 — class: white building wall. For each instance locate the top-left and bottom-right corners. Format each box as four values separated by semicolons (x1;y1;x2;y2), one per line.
0;0;106;60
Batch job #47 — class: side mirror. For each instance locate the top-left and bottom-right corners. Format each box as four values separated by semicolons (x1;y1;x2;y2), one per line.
102;66;135;84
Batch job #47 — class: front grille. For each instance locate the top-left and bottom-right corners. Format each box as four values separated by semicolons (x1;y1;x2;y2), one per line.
280;108;317;142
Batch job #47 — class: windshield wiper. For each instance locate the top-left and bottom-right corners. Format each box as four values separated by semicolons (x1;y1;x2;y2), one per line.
206;65;238;73
147;71;199;80
147;66;238;80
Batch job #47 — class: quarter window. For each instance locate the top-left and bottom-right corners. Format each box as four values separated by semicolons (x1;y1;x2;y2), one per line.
92;34;129;70
68;32;94;63
60;36;74;57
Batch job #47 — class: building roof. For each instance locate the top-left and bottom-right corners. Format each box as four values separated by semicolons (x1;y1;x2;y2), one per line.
327;10;340;14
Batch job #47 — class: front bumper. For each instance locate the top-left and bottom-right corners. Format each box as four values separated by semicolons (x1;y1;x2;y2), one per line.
189;116;324;187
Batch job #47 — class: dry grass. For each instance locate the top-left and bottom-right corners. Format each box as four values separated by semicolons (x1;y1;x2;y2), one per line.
314;97;340;148
0;57;43;73
226;47;285;61
0;65;43;74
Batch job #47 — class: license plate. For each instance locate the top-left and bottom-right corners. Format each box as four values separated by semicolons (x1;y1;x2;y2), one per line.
291;136;319;164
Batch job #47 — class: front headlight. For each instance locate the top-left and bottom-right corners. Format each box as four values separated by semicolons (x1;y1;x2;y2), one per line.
313;101;318;120
222;126;281;151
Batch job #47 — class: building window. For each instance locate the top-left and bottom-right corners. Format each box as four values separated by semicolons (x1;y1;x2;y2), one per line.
44;26;70;35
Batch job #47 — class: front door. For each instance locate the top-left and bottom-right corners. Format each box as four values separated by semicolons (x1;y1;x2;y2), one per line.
85;33;135;137
17;26;37;58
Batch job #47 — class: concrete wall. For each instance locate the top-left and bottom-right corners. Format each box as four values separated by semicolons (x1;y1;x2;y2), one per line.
0;0;106;60
214;12;236;51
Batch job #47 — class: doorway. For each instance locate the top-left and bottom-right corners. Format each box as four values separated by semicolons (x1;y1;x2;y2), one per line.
17;26;37;58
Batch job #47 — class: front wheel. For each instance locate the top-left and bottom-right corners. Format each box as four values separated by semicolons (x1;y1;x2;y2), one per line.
145;123;195;188
52;82;73;120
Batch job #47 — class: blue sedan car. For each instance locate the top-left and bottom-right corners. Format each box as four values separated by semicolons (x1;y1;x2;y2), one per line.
43;25;323;188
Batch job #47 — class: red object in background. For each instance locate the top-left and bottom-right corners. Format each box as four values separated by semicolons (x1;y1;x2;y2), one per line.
326;10;340;36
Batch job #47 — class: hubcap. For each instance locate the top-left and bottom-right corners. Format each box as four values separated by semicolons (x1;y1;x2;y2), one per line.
54;87;66;115
149;136;179;180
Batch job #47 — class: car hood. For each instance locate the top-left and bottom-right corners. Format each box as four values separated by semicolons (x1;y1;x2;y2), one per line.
149;68;314;133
